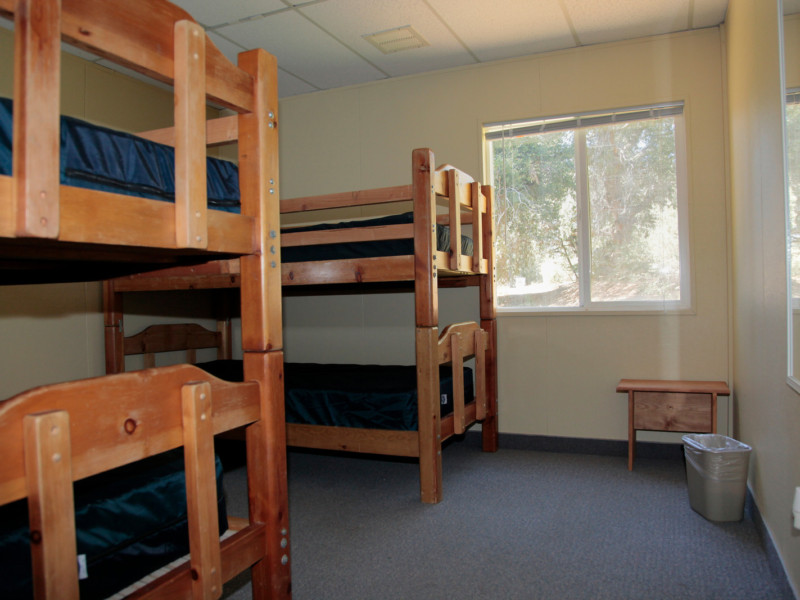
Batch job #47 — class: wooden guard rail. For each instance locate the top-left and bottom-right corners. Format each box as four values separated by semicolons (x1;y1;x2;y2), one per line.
0;0;256;256
280;149;490;279
122;322;232;369
437;321;489;436
0;364;265;599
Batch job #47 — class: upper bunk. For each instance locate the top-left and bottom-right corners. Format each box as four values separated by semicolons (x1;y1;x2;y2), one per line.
280;148;492;287
106;147;496;316
0;0;279;285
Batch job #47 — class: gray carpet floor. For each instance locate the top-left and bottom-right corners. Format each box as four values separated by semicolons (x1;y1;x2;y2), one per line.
219;438;793;600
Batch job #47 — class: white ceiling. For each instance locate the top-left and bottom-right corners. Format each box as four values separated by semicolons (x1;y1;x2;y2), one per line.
7;0;800;98
169;0;735;98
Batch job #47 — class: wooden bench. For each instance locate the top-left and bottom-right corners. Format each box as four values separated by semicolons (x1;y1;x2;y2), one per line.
616;379;731;470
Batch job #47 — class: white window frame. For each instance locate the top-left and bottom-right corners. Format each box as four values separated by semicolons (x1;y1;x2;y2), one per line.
484;103;692;315
784;89;800;393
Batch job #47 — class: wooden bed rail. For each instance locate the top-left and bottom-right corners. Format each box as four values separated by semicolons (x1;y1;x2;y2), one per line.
280;185;414;214
0;365;260;503
122;322;232;368
437;322;489;435
280;148;491;294
0;364;264;598
1;0;259;253
0;0;255;111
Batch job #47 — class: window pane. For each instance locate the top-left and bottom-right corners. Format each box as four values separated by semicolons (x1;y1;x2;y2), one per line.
486;105;687;311
786;103;800;301
586;119;681;303
491;131;579;308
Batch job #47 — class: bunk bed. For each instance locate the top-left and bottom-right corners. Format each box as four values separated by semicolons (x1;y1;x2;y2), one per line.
104;148;498;504
0;0;289;597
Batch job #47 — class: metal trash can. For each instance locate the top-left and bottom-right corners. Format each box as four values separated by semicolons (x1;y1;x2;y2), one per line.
682;434;752;522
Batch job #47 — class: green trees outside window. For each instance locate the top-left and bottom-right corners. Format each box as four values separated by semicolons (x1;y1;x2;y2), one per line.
485;104;689;311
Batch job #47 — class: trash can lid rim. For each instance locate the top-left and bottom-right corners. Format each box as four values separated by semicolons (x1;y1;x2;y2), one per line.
682;433;752;452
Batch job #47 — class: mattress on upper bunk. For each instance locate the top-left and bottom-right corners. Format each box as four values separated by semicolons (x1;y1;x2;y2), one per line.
281;211;473;263
197;360;473;430
0;97;240;212
0;449;228;600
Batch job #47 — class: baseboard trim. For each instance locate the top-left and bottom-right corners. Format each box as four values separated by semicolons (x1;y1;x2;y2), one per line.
744;488;797;599
477;431;683;460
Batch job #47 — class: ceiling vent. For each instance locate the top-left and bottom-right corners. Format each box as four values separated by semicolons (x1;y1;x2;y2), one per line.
363;25;429;54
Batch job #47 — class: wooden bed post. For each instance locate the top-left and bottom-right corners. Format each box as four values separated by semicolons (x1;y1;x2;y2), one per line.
237;51;282;353
413;148;443;503
416;326;442;504
213;290;234;361
13;0;61;238
244;352;290;598
479;184;499;453
237;47;291;598
173;19;208;250
24;410;80;600
413;148;438;329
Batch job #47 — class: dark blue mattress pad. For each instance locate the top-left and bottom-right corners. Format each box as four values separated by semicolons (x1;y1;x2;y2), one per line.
0;97;240;211
281;211;474;263
1;97;474;261
197;360;474;431
0;449;228;599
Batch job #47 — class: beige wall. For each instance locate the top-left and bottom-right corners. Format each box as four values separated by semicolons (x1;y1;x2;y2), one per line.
280;28;731;445
727;0;800;591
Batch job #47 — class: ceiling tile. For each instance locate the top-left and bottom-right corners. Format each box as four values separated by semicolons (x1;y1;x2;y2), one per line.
278;70;320;97
692;0;728;28
428;0;576;62
4;0;758;101
563;0;691;46
217;10;387;91
207;31;247;65
299;0;477;77
169;0;288;28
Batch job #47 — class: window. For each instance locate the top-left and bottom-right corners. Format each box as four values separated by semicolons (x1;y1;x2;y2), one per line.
785;90;800;388
484;103;690;312
786;91;800;308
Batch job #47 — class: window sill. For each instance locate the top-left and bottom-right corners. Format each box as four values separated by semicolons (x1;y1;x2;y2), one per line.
496;305;695;317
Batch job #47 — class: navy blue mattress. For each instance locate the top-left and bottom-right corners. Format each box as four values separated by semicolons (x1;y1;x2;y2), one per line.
1;97;474;262
0;97;240;212
197;360;473;431
0;449;228;599
281;211;473;263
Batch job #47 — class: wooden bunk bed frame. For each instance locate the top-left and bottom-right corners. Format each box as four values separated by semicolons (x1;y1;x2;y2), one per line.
0;0;289;597
105;148;498;505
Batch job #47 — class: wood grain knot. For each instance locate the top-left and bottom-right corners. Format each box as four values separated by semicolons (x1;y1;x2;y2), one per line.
124;418;137;434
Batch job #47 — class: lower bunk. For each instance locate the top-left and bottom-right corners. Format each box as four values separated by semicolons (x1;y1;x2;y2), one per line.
0;449;228;599
113;321;493;504
0;362;282;598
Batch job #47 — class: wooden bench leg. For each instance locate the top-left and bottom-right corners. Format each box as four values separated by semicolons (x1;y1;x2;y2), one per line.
711;393;718;434
628;391;635;471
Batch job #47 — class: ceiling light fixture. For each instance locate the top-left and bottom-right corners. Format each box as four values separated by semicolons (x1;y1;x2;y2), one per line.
363;25;429;54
